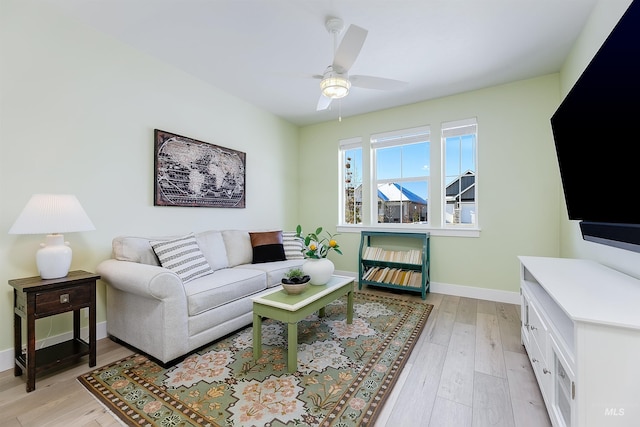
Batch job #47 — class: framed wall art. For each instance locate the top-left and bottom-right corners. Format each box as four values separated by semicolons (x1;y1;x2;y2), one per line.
154;129;246;208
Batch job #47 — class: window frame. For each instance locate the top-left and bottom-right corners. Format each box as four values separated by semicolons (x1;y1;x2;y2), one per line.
335;122;480;238
441;118;478;228
338;137;363;226
370;126;431;226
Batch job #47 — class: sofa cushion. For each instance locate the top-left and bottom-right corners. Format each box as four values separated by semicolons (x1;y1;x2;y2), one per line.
183;268;266;316
249;230;286;263
150;233;214;284
195;230;229;271
221;230;253;267
112;235;169;266
237;259;305;288
282;231;305;260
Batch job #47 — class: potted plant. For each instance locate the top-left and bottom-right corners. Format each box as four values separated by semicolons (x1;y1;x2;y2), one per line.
282;268;310;284
296;225;342;285
295;225;342;259
281;268;310;295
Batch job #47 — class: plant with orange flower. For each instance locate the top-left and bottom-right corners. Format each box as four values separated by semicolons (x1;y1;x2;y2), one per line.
295;225;342;259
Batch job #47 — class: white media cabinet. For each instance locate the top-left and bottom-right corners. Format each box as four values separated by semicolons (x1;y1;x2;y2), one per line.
519;256;640;427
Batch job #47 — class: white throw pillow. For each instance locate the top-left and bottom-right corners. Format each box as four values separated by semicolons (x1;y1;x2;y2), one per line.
221;230;253;266
151;233;214;283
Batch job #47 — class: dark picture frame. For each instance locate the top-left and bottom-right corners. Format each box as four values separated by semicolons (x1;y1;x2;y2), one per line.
154;129;246;208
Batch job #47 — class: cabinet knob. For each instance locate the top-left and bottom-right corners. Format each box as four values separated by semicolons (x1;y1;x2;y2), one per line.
529;325;537;331
543;368;551;375
532;358;538;363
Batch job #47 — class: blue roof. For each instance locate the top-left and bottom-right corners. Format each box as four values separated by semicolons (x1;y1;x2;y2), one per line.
377;183;426;204
377;189;389;201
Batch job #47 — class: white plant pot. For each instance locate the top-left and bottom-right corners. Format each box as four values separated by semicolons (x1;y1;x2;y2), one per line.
302;258;335;285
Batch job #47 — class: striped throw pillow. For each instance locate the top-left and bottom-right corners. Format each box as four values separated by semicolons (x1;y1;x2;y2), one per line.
151;233;214;283
282;231;305;260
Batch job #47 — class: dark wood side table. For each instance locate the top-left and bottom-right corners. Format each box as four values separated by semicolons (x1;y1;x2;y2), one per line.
9;270;99;392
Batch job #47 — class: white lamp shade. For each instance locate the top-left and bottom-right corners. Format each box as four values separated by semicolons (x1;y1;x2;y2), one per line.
9;194;95;235
9;194;95;279
320;75;351;99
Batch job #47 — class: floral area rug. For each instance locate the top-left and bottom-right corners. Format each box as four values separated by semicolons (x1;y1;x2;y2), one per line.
78;291;433;427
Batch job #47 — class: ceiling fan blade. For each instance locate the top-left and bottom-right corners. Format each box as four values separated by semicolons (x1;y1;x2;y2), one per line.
333;24;368;74
350;75;408;90
317;94;333;111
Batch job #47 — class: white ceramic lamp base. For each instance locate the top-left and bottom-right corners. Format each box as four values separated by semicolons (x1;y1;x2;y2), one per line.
36;234;72;279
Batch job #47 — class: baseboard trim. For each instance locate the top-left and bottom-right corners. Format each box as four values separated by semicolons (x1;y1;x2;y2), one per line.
334;269;520;305
0;321;108;373
430;281;520;304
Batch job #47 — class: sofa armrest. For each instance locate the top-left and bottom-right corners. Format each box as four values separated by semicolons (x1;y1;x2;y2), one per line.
96;259;185;300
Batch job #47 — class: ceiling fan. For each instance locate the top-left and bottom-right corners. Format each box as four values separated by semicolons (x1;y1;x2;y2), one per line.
314;17;408;111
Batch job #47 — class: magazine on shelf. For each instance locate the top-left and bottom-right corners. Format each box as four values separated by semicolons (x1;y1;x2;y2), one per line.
363;246;422;264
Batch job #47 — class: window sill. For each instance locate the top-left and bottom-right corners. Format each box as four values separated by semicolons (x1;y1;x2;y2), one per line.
336;224;480;238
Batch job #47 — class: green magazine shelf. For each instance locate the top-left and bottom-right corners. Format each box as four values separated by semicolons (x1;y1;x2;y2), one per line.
358;231;430;300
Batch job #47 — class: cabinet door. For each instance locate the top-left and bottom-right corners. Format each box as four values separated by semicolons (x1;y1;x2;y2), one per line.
527;301;552;401
550;335;575;427
521;283;553;402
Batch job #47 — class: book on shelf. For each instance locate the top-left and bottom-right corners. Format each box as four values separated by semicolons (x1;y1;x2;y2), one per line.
363;267;375;282
362;266;424;288
400;270;410;286
362;247;371;260
408;271;422;288
389;269;400;284
382;267;395;283
384;268;397;283
363;246;422;264
374;267;390;282
403;271;412;286
362;267;378;280
362;265;425;286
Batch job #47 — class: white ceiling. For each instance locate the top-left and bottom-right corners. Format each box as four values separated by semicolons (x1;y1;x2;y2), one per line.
44;0;598;126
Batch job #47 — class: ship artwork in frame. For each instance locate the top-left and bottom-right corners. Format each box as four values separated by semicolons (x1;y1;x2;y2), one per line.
154;129;246;208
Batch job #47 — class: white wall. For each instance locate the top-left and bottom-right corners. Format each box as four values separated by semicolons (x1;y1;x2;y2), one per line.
557;0;640;278
299;74;563;296
0;1;298;355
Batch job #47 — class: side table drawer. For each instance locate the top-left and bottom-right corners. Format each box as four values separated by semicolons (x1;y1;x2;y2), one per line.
35;285;91;316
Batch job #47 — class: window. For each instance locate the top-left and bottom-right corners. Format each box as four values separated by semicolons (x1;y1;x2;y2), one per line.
442;118;477;226
339;138;363;225
337;119;478;233
371;126;430;224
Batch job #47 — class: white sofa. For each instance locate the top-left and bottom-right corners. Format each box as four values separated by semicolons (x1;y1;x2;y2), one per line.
96;229;304;364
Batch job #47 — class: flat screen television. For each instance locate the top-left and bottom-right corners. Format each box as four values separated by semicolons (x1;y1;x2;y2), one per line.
550;0;640;252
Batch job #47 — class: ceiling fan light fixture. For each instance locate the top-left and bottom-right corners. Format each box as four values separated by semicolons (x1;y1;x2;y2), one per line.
320;74;351;99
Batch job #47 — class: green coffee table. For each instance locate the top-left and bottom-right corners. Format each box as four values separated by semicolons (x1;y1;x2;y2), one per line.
252;275;354;372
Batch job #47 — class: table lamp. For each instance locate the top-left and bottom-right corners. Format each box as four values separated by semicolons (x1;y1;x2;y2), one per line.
9;194;95;279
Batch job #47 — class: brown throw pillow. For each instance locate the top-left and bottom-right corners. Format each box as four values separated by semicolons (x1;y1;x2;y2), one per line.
249;230;286;263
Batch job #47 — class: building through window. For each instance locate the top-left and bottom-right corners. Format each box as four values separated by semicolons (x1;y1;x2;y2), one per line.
442;118;477;226
371;126;430;224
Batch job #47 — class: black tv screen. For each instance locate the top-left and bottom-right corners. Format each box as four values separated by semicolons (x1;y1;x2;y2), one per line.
551;0;640;251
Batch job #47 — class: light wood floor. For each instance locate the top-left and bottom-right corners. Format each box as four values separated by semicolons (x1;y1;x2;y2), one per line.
0;290;551;427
